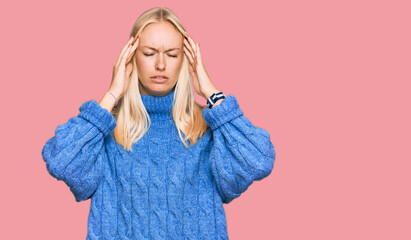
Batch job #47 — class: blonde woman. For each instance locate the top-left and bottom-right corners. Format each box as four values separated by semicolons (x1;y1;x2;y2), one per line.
42;7;276;239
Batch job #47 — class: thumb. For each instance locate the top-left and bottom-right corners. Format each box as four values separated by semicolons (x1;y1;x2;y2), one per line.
126;62;133;78
196;43;203;65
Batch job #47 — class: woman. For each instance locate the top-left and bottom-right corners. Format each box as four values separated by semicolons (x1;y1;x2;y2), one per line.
42;7;276;240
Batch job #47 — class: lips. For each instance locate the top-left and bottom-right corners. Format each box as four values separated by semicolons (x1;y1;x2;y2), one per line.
151;75;169;83
151;75;168;79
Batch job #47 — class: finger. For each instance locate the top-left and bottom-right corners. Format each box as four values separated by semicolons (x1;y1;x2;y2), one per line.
188;36;199;66
132;36;139;49
186;36;197;56
121;36;135;57
183;45;195;64
196;43;202;65
116;36;135;66
188;62;194;75
122;35;139;63
184;40;197;68
184;46;197;73
126;61;134;78
115;38;134;69
183;38;196;60
127;37;139;60
120;41;135;66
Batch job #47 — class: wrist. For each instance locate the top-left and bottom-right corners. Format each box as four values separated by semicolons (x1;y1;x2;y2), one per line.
108;88;122;99
204;89;226;109
203;88;220;100
106;89;122;108
210;98;223;108
99;91;117;113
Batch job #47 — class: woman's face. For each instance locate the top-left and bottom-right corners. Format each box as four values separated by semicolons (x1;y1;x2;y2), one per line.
135;21;184;96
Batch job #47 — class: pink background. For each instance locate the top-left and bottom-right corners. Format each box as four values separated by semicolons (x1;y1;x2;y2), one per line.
1;0;410;239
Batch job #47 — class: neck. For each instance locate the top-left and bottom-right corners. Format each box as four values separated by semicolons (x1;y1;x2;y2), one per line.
140;88;175;122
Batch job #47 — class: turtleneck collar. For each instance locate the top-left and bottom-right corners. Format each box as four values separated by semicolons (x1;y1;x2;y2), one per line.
141;88;175;122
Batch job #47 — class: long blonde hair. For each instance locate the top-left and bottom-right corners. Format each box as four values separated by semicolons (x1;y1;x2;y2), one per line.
111;7;209;152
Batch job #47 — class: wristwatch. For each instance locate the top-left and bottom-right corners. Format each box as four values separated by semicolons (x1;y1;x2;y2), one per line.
207;92;226;109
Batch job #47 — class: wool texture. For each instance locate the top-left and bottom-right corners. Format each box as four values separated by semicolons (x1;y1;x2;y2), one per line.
42;88;276;239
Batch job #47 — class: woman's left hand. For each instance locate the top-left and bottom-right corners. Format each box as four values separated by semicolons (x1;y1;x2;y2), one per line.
183;36;220;100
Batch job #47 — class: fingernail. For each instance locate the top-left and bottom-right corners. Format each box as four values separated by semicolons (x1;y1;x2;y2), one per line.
134;37;138;43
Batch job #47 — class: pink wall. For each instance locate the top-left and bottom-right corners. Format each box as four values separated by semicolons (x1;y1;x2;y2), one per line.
2;0;410;239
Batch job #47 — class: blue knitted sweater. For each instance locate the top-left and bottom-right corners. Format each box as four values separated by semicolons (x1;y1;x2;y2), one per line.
42;89;276;240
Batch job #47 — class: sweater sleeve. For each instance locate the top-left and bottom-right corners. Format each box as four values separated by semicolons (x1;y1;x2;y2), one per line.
41;100;117;202
202;95;276;204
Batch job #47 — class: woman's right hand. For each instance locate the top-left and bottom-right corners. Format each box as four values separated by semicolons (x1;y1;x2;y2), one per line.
108;35;140;99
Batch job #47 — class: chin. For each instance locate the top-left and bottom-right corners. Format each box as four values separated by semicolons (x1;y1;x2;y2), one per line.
146;85;174;96
139;79;176;95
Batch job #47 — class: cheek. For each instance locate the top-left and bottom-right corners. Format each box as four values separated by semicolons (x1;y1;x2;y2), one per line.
170;57;184;72
136;56;152;74
136;56;148;67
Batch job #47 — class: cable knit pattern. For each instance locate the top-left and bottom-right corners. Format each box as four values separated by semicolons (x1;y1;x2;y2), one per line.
42;89;276;239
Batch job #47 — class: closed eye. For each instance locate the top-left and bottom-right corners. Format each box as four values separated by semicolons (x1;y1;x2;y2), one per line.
144;53;177;58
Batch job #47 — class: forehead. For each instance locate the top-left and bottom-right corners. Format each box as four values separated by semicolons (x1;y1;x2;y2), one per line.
140;21;183;48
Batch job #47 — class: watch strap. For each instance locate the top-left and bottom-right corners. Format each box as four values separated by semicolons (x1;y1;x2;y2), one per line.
207;92;226;108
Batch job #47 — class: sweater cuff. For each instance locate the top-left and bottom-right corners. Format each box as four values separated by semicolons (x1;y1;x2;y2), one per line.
202;95;243;130
78;100;117;137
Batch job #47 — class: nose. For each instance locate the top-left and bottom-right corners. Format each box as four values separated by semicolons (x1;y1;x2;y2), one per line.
155;53;166;71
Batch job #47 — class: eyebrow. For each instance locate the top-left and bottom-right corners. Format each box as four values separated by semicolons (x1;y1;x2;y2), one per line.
142;46;180;52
